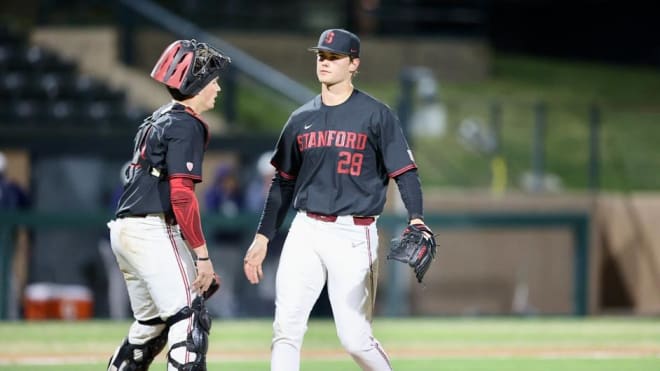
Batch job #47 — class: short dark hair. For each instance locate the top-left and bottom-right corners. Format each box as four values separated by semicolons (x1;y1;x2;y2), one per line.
167;86;193;101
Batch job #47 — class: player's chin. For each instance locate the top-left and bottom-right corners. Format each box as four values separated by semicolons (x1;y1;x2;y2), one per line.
207;99;217;110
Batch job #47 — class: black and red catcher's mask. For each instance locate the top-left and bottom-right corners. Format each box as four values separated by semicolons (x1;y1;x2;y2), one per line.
150;39;231;97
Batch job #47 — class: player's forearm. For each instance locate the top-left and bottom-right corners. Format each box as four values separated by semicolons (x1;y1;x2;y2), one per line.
256;173;295;240
394;169;424;222
170;177;206;248
193;243;210;259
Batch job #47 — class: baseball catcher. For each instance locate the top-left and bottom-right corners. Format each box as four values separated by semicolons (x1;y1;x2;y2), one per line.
107;38;230;371
387;223;437;283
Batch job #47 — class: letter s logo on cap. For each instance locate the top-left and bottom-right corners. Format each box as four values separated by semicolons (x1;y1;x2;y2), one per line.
324;31;335;45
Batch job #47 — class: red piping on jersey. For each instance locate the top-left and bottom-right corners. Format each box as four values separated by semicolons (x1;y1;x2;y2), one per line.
184;106;211;149
389;164;417;178
278;170;297;180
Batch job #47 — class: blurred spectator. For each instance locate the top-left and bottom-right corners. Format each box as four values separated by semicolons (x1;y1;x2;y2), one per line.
245;151;276;213
203;162;246;318
0;152;30;210
205;163;244;216
0;151;30;319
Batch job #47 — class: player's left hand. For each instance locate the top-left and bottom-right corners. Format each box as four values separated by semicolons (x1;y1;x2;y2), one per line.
387;222;437;283
244;234;269;284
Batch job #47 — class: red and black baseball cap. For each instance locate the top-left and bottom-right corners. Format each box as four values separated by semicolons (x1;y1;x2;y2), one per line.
308;29;360;58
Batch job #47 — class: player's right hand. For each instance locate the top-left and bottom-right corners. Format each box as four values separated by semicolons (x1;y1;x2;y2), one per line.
193;260;216;295
243;234;269;284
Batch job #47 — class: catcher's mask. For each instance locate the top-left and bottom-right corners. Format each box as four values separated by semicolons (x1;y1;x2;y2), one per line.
150;39;231;97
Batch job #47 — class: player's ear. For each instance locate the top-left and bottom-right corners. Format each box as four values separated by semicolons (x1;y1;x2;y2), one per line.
349;57;360;73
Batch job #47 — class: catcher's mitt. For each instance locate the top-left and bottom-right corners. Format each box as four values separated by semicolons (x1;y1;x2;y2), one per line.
387;223;437;283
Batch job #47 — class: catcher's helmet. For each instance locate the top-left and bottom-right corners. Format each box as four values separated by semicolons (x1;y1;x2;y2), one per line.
150;39;231;97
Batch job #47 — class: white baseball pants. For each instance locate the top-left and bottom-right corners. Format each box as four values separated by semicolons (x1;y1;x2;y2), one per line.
271;211;392;371
108;214;200;370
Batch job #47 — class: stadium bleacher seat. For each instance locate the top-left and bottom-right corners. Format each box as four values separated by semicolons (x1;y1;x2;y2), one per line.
0;27;148;128
0;72;27;99
47;99;82;125
11;99;47;125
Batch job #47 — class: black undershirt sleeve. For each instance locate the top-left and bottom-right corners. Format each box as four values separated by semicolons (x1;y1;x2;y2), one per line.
394;169;424;221
256;173;296;240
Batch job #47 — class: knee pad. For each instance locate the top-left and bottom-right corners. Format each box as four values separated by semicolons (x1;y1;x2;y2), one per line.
107;326;169;371
167;296;212;371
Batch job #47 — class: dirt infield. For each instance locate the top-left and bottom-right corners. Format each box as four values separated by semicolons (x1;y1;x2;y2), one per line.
2;345;659;365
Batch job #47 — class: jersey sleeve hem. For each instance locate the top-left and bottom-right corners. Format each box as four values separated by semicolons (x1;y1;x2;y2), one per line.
278;170;297;180
169;173;203;181
389;164;417;178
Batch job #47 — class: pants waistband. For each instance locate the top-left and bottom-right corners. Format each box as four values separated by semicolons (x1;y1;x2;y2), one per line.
118;213;177;226
306;211;375;226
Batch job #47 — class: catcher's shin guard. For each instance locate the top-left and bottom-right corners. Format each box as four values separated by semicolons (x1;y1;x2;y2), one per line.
107;327;169;371
167;296;212;370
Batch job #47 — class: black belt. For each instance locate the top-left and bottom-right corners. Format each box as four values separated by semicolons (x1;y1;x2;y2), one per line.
306;212;375;226
118;213;177;226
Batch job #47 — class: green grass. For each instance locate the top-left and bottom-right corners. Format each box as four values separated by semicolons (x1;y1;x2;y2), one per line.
448;55;660;107
1;317;658;370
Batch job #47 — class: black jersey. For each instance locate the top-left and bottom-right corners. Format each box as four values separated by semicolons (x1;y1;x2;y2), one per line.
271;89;416;217
115;102;209;218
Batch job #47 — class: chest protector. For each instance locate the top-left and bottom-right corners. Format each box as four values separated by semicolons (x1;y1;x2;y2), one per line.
124;103;184;184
